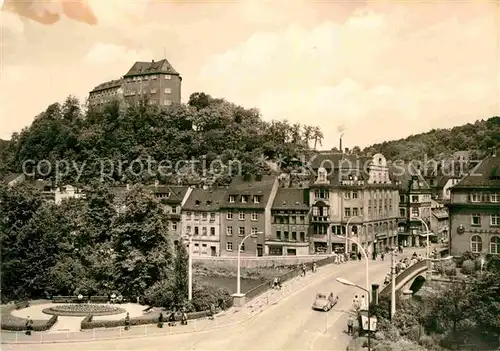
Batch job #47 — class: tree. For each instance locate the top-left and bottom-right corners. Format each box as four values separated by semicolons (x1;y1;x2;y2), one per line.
312;126;324;150
173;242;189;307
112;186;174;298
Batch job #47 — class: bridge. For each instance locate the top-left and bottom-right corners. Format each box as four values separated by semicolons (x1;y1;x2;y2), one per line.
380;259;430;297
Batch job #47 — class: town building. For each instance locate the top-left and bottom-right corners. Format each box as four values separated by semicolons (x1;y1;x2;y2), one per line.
430;199;449;243
219;175;279;257
181;188;226;257
447;152;500;256
307;152;400;254
268;188;310;256
88;59;182;109
149;185;192;243
391;164;432;247
54;185;85;204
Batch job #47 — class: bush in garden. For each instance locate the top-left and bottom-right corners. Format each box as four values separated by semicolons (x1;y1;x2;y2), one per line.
435;260;456;276
461;260;475;275
445;266;457;277
143;278;175;308
191;282;231;312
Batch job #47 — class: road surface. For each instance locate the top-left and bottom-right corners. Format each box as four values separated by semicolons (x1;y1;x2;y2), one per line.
5;255;401;351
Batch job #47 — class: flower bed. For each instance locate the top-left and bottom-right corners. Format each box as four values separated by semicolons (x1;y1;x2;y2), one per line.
52;296;111;303
43;304;125;317
80;310;212;329
1;303;58;331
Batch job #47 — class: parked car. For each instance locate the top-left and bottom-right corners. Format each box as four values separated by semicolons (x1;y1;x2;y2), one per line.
312;292;338;311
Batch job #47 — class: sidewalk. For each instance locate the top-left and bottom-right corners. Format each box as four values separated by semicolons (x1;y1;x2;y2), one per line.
1;263;336;345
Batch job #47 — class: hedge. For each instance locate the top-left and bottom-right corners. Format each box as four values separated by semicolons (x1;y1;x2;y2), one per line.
1;303;58;331
80;310;213;329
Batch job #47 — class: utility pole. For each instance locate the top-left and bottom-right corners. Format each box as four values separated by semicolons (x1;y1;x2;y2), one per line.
390;248;396;319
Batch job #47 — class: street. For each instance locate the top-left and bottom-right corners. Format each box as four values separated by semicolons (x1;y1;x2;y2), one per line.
5;254;403;351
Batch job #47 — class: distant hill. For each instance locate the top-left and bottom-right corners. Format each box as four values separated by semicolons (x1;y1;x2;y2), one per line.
363;116;500;161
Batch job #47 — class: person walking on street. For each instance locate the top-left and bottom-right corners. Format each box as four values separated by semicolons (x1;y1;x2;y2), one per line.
347;315;354;335
25;316;33;335
381;252;385;261
124;312;130;330
357;252;362;261
301;263;307;277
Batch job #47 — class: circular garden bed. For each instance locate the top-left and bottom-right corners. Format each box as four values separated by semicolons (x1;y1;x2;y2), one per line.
42;304;126;317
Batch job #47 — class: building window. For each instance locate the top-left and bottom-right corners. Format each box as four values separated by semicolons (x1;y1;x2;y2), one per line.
253;195;260;203
291;231;297;241
202;212;207;221
251;212;258;221
229;195;236;203
240;243;245;251
172;223;177;231
411;207;419;217
150;88;157;94
352;208;359;216
300;215;305;223
344;192;351;199
344;208;351;217
194;227;199;235
283;231;289;240
164;87;172;94
239;212;245;220
165;75;172;80
352;191;358;199
400;195;405;203
241;195;248;203
276;231;281;240
300;232;305;242
226;242;233;251
202;227;207;236
227;226;233;235
164;100;172;106
210;212;215;221
251;228;258;236
186;226;191;234
210;227;216;236
227;210;233;220
490;236;500;254
239;227;245;236
471;214;481;226
315;189;328;199
471;235;482;253
151;75;157;80
471;193;481;202
194;243;199;252
194;211;200;220
491;193;499;203
313;207;319;216
491;215;500;226
412;195;418;203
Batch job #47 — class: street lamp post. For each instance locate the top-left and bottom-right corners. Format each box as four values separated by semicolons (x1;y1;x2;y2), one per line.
344;215;363;254
335;235;369;309
237;232;263;295
336;277;372;351
414;216;431;268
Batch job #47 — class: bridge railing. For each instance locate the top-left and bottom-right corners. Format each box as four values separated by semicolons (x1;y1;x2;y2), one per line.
380;259;428;296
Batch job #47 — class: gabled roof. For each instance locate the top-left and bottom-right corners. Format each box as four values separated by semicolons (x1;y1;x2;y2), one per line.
452;153;500;189
308;152;372;171
90;79;123;93
220;175;277;209
149;185;189;204
432;208;449;220
389;163;431;192
123;59;180;77
182;188;227;211
271;188;309;210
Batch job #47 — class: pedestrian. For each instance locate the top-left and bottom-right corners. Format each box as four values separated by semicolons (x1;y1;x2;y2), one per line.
25;316;33;336
301;263;306;277
124;312;130;330
357;252;362;261
372;251;376;260
352;295;360;312
273;277;278;289
381;252;385;261
312;262;317;273
347;315;354;335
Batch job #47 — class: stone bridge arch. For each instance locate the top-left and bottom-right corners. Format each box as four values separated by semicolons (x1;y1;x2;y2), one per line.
380;259;429;297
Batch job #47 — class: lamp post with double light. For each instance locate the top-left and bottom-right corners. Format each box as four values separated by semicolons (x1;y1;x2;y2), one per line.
336;277;373;351
414;216;432;270
237;231;263;295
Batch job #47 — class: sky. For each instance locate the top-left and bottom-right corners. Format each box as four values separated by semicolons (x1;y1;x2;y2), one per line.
1;0;499;149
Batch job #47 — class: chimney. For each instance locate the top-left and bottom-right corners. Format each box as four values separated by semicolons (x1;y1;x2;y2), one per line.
339;136;343;153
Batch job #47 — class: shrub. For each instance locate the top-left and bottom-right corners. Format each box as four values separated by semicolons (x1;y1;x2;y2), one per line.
418;334;435;349
190;281;231;312
456;251;479;267
435;260;455;276
0;304;58;331
461;260;475;275
444;266;457;277
144;279;175;308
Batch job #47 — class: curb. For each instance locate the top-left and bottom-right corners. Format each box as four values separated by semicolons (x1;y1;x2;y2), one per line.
2;262;347;345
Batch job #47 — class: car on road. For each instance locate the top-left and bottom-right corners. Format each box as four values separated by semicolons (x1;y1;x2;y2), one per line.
312;292;338;311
